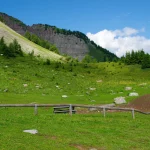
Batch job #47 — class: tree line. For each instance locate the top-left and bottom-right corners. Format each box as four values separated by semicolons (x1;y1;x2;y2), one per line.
24;31;59;54
0;37;23;58
120;50;150;69
43;24;89;43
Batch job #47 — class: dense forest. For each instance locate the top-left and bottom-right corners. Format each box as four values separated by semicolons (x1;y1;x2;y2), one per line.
120;50;150;69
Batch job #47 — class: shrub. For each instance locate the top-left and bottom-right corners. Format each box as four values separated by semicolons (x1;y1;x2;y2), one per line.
44;59;51;65
29;50;34;57
83;64;88;68
87;70;91;74
69;67;73;72
73;73;77;76
54;62;59;69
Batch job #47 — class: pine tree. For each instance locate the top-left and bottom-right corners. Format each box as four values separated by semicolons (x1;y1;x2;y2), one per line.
142;54;150;68
24;31;31;40
125;52;131;65
12;39;23;56
0;37;8;55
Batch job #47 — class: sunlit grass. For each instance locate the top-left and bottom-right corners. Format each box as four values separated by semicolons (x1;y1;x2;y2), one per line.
0;108;150;150
0;56;150;105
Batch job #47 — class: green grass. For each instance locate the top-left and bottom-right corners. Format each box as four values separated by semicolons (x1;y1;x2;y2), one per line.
0;107;150;150
0;56;150;104
0;54;150;149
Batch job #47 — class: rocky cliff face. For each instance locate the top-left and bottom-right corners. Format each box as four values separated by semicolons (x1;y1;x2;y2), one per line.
0;13;27;35
29;24;89;60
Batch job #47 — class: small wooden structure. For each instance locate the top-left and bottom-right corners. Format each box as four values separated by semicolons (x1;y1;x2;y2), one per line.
53;105;76;114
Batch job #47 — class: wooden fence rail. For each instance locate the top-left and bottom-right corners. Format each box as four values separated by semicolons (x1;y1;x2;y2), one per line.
0;104;150;118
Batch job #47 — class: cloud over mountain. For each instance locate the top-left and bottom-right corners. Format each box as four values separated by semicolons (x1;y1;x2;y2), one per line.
87;27;150;57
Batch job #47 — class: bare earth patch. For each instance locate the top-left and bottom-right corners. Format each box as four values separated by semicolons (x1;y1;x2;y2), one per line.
125;94;150;112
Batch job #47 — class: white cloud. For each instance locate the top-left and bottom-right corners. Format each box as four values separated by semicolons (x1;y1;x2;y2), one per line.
87;27;150;57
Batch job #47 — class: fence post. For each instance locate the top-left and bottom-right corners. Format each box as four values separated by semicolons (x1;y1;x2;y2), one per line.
69;104;72;116
132;108;135;119
34;104;38;115
103;107;106;117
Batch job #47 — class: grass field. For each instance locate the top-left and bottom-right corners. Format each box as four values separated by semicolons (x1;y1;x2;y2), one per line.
1;54;150;149
0;107;150;150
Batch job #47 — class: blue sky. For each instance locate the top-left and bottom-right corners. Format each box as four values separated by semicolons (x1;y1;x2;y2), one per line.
1;0;150;56
0;0;149;34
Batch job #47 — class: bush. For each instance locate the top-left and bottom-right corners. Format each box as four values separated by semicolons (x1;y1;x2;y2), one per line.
54;62;60;69
44;59;51;65
87;70;91;74
73;73;77;76
83;64;88;68
29;50;34;57
69;67;73;72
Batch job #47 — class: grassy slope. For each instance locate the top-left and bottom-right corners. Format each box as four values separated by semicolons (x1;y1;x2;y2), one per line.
0;56;150;104
0;21;63;61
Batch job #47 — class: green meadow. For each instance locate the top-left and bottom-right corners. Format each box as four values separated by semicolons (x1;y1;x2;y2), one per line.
0;55;150;104
0;55;150;149
0;108;150;150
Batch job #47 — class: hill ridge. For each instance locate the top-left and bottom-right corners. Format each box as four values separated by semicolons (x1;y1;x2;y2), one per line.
0;12;118;61
0;21;64;61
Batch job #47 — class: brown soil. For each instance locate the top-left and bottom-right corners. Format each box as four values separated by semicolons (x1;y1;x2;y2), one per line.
126;94;150;112
77;94;150;114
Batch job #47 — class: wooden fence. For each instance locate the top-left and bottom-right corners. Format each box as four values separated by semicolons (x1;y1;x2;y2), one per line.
0;104;150;119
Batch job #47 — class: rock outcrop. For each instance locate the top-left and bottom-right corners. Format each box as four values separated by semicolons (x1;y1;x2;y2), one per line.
29;24;89;60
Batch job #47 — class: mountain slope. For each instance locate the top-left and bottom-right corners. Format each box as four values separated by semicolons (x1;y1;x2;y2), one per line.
0;21;63;61
30;24;117;61
0;12;118;61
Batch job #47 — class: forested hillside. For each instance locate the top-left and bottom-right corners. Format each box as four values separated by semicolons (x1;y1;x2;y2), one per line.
120;50;150;69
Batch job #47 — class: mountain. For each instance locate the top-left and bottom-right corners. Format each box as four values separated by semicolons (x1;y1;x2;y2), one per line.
0;21;63;61
0;12;118;61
